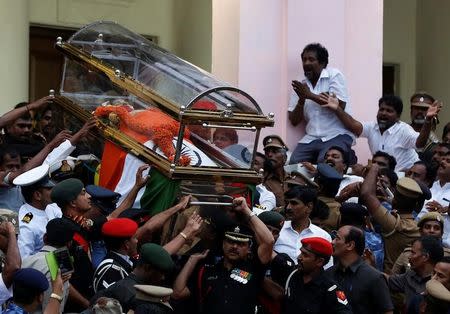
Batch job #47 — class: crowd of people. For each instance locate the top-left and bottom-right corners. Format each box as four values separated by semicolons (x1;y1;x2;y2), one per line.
0;41;449;314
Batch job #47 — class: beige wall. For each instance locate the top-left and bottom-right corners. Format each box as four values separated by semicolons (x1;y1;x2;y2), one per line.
173;0;212;71
383;0;417;122
0;0;212;113
416;0;450;138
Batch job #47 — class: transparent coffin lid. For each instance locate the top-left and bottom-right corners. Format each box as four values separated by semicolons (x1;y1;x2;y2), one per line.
60;59;256;169
64;21;260;114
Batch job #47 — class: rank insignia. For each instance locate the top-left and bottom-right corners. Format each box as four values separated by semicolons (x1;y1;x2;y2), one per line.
22;212;33;224
336;290;348;305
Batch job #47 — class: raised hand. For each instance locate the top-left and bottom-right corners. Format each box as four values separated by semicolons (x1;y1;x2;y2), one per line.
292;80;312;99
135;164;150;189
426;100;442;120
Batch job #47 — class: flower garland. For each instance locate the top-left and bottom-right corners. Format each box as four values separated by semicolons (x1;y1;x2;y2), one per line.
94;104;192;166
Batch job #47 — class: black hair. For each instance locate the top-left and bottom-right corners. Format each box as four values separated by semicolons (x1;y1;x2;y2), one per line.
413;160;437;185
301;43;329;66
438;256;450;264
21;185;37;204
373;150;397;171
284;186;318;207
344;226;366;256
378;95;403;116
255;152;266;160
415;236;444;264
410;92;435;104
443;122;450;141
310;199;330;221
12;102;32;120
325;145;349;166
13;281;42;305
0;146;20;166
378;167;398;188
104;236;130;251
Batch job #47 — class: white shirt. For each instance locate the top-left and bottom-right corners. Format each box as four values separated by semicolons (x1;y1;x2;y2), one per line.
45;203;62;220
274;220;333;268
252;184;276;215
361;121;420;171
338;174;364;203
417;180;450;247
18;203;49;259
288;67;354;143
0;275;12;305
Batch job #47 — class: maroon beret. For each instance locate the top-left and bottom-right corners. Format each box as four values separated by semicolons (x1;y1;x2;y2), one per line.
301;237;333;257
102;218;138;238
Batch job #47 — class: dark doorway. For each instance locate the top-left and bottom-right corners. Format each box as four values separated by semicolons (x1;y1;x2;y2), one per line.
29;25;76;101
382;63;400;96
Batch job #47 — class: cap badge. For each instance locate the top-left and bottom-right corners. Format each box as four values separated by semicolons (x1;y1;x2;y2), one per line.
234;226;240;233
267;138;273;143
419;97;424;102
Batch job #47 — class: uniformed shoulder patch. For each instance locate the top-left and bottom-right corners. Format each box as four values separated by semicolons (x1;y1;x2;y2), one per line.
22;212;33;224
336;290;348;305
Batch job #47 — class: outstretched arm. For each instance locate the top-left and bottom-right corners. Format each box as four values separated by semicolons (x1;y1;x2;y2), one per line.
320;93;363;136
0;96;53;129
1;222;20;288
232;197;274;264
109;164;150;219
416;101;442;148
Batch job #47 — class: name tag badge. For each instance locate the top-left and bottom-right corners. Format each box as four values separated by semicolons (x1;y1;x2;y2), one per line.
230;268;252;284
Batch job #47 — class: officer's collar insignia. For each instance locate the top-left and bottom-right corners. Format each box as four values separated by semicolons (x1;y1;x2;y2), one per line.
22;212;33;224
336;290;348;305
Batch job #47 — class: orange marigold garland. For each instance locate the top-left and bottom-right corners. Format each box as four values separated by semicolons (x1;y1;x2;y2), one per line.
94;104;192;166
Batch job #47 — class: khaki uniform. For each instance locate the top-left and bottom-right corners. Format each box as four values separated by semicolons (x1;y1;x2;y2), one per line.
317;196;341;233
264;171;288;208
371;205;420;273
392;245;450;275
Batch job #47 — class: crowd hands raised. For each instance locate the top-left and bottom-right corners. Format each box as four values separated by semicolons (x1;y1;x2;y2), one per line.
0;42;450;314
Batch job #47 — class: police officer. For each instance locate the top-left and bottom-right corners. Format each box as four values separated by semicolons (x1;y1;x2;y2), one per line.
315;163;344;232
262;135;289;208
360;164;431;272
93;218;139;293
282;237;352;314
13;164;55;259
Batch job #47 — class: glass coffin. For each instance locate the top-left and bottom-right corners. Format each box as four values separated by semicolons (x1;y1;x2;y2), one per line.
54;21;274;184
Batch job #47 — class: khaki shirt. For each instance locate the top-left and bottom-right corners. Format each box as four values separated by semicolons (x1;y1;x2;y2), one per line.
264;171;288;208
371;205;420;273
317;196;341;233
392;245;450;275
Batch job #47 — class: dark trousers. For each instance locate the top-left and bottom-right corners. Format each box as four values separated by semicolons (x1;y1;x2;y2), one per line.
289;134;356;164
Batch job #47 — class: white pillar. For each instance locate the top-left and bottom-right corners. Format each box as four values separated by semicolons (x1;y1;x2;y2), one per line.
0;0;29;114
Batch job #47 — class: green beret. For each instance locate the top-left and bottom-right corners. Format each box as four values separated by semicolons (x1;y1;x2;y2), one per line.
140;243;174;273
258;211;285;230
51;178;84;208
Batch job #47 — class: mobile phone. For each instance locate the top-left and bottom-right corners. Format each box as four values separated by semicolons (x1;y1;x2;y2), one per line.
46;246;74;280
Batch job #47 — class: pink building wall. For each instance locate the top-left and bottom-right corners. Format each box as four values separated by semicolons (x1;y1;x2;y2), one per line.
212;0;383;163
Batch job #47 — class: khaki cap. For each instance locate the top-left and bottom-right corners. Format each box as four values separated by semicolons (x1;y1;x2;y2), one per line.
263;135;288;150
411;95;433;108
396;177;422;199
134;285;173;310
418;212;444;229
426;279;450;302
